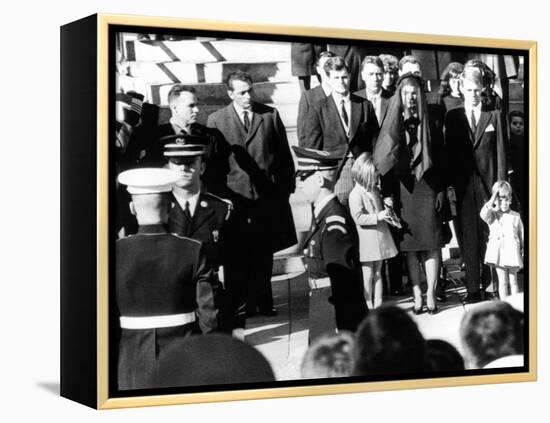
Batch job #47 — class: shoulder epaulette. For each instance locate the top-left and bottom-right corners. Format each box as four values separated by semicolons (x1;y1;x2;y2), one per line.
204;192;233;220
170;233;202;245
326;215;346;225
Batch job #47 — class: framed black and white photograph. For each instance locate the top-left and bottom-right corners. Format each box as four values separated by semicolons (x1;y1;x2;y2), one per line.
60;13;537;409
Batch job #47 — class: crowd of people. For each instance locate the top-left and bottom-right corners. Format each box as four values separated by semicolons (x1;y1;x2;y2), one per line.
114;41;527;390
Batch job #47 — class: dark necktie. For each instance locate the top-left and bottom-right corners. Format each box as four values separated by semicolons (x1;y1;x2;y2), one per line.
340;99;349;127
243;111;250;132
470;109;477;136
182;200;192;236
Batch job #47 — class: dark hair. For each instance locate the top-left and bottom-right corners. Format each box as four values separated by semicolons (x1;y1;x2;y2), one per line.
226;70;253;91
379;54;399;70
361;55;384;71
426;339;465;372
353;305;427;376
315;50;336;67
398;55;420;71
438;62;464;97
460;301;524;368
509;110;525;121
323;56;349;77
167;85;196;105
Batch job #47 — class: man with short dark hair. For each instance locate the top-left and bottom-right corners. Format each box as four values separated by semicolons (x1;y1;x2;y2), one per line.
303;56;379;206
207;70;297;317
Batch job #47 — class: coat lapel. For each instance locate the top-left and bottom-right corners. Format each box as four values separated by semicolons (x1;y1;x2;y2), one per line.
225;105;247;146
326;96;348;139
473;110;491;148
348;95;362;141
169;196;188;234
245;105;263;145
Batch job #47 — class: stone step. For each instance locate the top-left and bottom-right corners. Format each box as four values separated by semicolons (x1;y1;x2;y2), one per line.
121;60;293;85
125;38;290;63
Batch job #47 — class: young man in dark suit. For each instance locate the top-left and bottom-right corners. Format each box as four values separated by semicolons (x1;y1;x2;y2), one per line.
296;50;335;146
445;66;508;303
354;55;394;127
303;56;379;206
206;70;297;317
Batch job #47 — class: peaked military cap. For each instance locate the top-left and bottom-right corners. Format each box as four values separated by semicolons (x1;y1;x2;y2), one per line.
118;168;179;194
292;146;341;171
162;134;206;158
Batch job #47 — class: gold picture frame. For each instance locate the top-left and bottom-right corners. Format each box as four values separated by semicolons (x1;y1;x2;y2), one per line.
60;13;537;409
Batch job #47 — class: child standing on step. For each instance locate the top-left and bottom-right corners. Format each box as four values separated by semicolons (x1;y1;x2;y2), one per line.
480;181;524;299
349;153;398;309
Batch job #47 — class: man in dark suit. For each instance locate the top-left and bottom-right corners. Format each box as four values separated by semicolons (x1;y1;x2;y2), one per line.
294;146;368;342
143;85;232;198
303;56;379;205
116;168;220;390
354;55;393;127
164;137;244;335
296;50;335;146
206;70;297;317
445;66;508;303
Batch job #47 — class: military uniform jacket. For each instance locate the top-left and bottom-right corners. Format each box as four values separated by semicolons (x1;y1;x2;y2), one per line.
303;195;368;332
116;224;219;332
168;191;233;270
116;225;220;389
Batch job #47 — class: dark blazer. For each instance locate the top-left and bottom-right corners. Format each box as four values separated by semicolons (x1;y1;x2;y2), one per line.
303;93;379;158
206;102;297;252
169;191;242;332
168;192;233;269
297;85;329;146
353;88;393;127
444;107;508;200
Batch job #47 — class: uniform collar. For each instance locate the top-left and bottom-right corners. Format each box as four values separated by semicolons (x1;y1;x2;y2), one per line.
314;193;337;218
137;224;168;234
173;189;201;216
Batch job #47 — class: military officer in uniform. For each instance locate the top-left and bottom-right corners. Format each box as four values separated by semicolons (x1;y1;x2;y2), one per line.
116;168;220;390
164;136;245;335
293;146;368;343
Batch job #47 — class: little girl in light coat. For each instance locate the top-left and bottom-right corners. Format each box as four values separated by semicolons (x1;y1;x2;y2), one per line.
349;152;398;309
480;181;524;299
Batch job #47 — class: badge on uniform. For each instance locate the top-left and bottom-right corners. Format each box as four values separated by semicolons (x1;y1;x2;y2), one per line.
212;230;219;242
